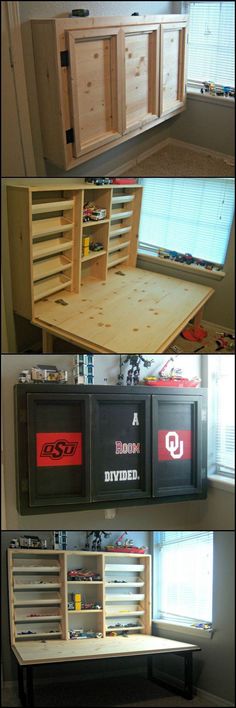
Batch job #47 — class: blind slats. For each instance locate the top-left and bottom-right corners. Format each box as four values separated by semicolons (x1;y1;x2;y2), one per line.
156;532;213;624
138;178;234;265
187;2;235;86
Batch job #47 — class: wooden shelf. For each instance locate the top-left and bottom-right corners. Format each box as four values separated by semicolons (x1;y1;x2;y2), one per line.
32;200;74;214
106;625;144;633
15;616;62;622
110;226;131;238
109;240;130;254
105;594;145;601
67;581;103;585
33;255;72;281
107;255;128;269
105;565;144;572
32;216;73;238
13;566;60;573
14;600;61;606
33;274;72;302
16;632;62;640
68;610;103;614
106;610;145;617
81;250;106;263
14;584;61;590
112;195;134;204
32;237;73;260
83;219;109;228
110;210;133;221
105;582;144;588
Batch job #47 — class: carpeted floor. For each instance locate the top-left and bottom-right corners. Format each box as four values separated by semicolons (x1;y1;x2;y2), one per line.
125;143;234;177
2;676;220;707
166;321;235;354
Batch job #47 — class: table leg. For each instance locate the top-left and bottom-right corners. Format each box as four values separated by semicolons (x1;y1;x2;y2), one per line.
17;665;26;706
42;329;53;353
147;654;153;680
184;651;193;700
26;666;34;708
192;307;204;337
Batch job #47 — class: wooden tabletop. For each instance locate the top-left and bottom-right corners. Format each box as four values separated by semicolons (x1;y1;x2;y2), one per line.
12;634;200;666
33;266;214;353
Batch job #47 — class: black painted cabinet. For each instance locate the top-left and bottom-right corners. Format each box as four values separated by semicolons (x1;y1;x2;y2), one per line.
15;385;207;514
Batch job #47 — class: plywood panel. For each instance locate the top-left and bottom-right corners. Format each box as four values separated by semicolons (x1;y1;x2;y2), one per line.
162;29;179;113
125;33;150;129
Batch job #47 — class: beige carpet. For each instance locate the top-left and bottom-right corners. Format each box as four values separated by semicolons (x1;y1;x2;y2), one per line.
125;143;234;177
166;321;235;354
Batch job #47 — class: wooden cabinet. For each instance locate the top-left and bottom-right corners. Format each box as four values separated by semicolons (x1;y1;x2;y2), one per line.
8;550;151;644
31;15;187;170
160;22;187;117
7;183;142;325
14;385;207;515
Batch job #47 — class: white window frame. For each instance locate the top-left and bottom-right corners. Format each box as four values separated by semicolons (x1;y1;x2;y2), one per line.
152;531;214;639
201;356;235;490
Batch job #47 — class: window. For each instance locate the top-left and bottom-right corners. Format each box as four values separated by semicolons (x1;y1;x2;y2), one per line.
138;178;234;266
208;355;235;477
154;532;213;627
185;1;235;87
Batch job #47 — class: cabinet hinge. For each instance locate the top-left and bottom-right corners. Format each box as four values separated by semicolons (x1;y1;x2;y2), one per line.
60;50;69;67
19;409;27;423
201;409;207;422
66;128;74;144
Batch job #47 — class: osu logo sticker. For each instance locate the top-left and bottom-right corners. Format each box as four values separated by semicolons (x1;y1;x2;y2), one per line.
158;430;192;462
36;432;82;467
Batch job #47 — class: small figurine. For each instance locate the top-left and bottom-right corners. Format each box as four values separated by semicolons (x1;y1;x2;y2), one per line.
121;355;154;385
86;531;110;552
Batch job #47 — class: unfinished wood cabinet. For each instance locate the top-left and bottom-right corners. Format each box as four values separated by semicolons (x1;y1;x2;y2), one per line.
7;183;142;326
31;15;187;170
8;550;151;643
160;22;187;117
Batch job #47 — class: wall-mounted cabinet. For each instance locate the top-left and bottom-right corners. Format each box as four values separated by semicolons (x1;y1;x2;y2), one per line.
31;15;188;170
15;385;207;515
8;551;151;645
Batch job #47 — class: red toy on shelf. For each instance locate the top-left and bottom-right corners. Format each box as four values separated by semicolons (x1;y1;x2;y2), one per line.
144;357;201;388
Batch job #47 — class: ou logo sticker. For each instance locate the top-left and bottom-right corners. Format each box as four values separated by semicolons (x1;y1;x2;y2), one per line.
158;430;192;461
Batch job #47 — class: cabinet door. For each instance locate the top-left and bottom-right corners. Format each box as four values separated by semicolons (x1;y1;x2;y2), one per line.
92;394;151;502
152;394;207;501
123;25;160;133
18;393;90;510
66;28;123;157
160;23;187;117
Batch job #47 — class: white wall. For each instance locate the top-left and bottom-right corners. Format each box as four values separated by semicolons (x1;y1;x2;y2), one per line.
19;1;172;21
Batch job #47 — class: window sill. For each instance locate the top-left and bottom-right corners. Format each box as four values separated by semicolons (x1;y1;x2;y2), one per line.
152;619;213;639
137;252;225;281
208;475;235;493
187;87;235;109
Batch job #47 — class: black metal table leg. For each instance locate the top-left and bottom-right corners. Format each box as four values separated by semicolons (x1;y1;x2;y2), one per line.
26;666;34;708
147;654;153;680
184;651;193;700
17;665;27;707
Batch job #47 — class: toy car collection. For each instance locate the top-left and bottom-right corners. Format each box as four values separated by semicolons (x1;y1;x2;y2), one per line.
69;629;103;640
200;81;235;97
83;202;106;222
18;365;68;384
67;569;102;581
86;178;113;185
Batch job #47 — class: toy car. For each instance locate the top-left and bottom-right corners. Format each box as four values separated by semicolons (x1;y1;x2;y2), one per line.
90;209;106;221
67;569;102;581
86;178;112;185
89;242;104;251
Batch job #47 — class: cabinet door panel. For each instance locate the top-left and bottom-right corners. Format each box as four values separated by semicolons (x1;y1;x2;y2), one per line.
124;26;159;132
160;23;186;116
25;393;90;507
152;394;207;500
67;29;123;156
92;394;151;501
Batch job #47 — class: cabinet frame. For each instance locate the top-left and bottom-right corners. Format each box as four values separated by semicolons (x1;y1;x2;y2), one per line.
122;25;160;133
159;22;187;117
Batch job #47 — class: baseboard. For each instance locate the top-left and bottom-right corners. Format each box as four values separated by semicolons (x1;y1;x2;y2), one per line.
170;138;235;165
201;320;235;334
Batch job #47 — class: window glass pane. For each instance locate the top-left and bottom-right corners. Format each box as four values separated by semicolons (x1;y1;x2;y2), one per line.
187;2;235;86
155;532;213;624
215;356;235;473
138;178;234;265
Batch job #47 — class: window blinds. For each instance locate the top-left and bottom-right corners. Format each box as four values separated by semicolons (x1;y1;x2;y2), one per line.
157;532;213;624
138;178;234;265
215;356;235;474
186;1;235;86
